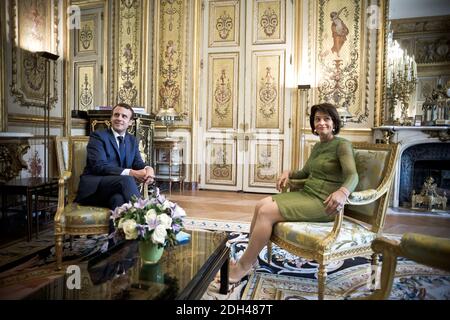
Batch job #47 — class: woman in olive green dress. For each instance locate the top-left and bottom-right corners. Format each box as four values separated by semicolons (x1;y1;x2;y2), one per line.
227;103;359;283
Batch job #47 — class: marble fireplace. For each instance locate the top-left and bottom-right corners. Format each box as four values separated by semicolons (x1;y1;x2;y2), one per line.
373;126;450;211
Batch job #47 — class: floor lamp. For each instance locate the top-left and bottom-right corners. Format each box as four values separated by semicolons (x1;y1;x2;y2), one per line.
36;51;59;181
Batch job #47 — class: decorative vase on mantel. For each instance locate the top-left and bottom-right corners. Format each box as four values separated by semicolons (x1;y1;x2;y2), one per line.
139;240;164;264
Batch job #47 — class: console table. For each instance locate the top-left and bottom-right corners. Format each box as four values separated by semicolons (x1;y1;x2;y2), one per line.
153;138;185;194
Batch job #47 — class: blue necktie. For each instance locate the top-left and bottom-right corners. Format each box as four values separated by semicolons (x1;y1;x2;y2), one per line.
118;136;126;166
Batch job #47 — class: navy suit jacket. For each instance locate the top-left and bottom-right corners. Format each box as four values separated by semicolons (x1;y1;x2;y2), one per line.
76;128;146;201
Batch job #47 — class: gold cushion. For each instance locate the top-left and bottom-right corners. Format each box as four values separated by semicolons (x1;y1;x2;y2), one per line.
61;202;110;228
273;219;377;253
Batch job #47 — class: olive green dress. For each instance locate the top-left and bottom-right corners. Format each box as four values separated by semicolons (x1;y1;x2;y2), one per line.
272;136;358;222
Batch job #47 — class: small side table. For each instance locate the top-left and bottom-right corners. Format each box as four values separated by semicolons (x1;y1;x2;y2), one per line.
0;177;58;241
153;138;185;194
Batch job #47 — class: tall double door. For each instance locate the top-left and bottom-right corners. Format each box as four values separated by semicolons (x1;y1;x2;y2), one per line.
199;0;294;193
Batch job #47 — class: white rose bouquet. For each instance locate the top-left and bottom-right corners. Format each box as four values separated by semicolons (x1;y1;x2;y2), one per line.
110;187;186;247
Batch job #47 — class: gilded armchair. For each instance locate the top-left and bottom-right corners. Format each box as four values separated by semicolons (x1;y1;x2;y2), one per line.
268;142;399;300
365;233;450;300
54;136;148;270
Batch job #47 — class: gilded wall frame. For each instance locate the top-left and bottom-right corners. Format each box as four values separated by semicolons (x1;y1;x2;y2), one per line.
112;0;146;107
253;0;286;45
154;0;186;114
208;0;240;47
207;53;239;130
10;0;59;108
309;0;386;127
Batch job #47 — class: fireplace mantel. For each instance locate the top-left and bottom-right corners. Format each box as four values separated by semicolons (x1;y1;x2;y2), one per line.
373;127;450;208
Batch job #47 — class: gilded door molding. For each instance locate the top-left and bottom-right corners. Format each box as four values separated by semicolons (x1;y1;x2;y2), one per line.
309;0;386;127
208;0;240;47
207;53;239;130
248;139;283;187
252;50;285;132
10;0;59;108
71;7;104;112
205;138;237;185
252;0;285;45
74;62;96;111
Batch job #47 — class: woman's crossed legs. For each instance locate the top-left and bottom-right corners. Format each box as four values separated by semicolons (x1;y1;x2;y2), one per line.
228;196;285;283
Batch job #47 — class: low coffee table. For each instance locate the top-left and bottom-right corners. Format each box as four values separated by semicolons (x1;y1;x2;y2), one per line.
49;229;230;300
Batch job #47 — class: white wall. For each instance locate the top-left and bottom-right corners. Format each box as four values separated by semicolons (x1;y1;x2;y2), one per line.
389;0;450;19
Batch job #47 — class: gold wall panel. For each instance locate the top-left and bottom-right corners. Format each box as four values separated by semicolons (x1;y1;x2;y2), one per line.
310;0;386;127
115;0;143;106
157;0;185;113
208;53;239;129
77;17;96;54
75;63;95;111
254;51;284;130
208;0;240;47
253;0;285;44
249;140;283;186
10;0;58;108
206;138;236;185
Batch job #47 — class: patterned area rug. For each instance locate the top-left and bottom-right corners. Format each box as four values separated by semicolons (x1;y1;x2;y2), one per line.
184;217;250;233
202;232;450;300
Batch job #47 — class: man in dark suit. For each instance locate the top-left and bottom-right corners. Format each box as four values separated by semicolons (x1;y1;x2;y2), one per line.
76;103;154;210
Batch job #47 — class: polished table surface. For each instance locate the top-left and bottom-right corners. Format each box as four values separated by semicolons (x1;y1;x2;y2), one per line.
31;229;230;300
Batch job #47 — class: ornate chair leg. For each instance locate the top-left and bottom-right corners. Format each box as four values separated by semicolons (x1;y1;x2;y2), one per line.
267;241;272;264
55;233;63;270
318;263;327;300
371;253;381;291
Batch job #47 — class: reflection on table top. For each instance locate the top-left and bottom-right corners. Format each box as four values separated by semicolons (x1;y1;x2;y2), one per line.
34;229;228;300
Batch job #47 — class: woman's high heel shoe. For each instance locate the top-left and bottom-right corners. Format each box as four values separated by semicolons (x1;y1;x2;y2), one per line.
214;260;254;284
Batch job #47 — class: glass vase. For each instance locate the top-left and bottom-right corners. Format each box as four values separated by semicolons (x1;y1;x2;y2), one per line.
139;240;164;264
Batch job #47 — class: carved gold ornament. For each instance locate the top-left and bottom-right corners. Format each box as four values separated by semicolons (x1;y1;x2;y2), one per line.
256;149;276;181
259;67;277;119
80;23;93;50
0;143;30;183
79;74;93;110
216;11;233;40
23;52;46;92
159;40;181;110
260;7;278;37
214;69;232;119
211;146;231;179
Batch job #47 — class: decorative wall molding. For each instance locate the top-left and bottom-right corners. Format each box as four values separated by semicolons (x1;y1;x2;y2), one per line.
8;113;65;126
154;0;193;126
309;0;386;127
10;0;59;108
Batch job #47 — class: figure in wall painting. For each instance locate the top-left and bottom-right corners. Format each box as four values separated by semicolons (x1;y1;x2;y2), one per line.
330;7;349;57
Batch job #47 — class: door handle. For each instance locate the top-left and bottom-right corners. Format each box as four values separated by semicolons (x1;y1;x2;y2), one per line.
245;134;249;152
